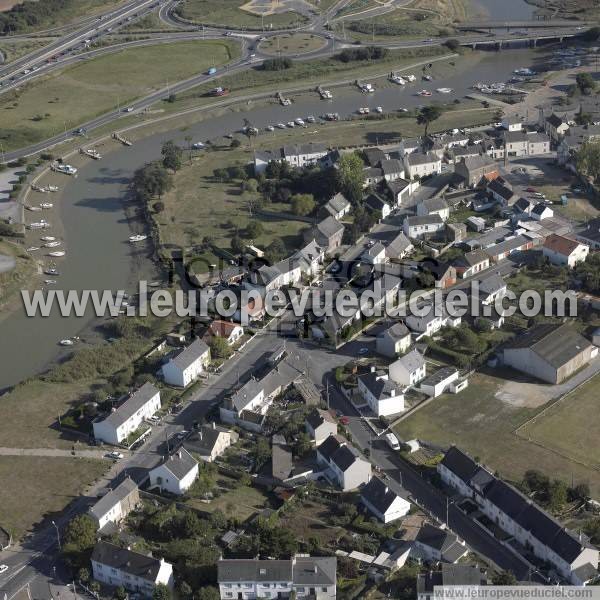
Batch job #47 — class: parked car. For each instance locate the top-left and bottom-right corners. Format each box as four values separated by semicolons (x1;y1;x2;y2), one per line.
107;451;124;460
0;565;8;574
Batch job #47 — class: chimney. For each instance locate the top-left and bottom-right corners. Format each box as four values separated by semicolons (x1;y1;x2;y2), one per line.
370;365;376;373
178;450;182;459
212;421;216;429
313;565;318;574
391;389;396;397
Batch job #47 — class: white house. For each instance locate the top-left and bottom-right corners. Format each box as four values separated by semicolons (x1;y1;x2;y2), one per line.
389;349;426;386
361;476;411;523
413;523;469;564
91;541;174;597
305;409;338;445
89;478;140;532
184;422;239;463
405;152;442;179
149;448;199;496
365;194;391;219
403;215;444;239
362;242;387;265
324;192;351;220
217;556;337;600
543;234;589;268
316;435;371;491
416;197;450;221
380;158;405;182
357;368;405;417
282;143;328;168
206;320;244;346
162;338;211;387
531;203;554;221
501;116;523;131
93;382;161;446
419;367;459;398
376;322;412;357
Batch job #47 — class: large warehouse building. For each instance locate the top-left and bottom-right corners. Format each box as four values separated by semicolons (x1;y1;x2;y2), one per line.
503;323;596;384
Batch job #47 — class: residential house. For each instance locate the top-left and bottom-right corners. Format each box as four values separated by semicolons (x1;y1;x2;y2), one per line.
357;368;405;417
362;242;387;265
323;192;351;220
89;478;140;532
488;177;518;207
422;261;457;290
292;239;326;279
477;273;507;305
282;143;328;168
576;217;600;250
149;448;199;495
217;556;337;600
405;303;461;337
304;217;344;254
361;476;411;523
403;214;444;239
446;222;467;242
545;113;570;142
485;235;533;263
447;145;481;165
455;155;498;188
305;409;338;445
413;523;469;563
206;320;244;346
380;158;406;182
543;234;589;268
419;367;459;398
388;178;418;206
501;116;523;131
184;422;239;462
389;349;426;386
376;322;411;357
399;137;421;156
558;124;600;166
417;565;488;600
91;541;174;596
454;249;490;279
93;382;161;446
316;435;371;491
531;203;554;221
503;323;595;384
364;147;387;166
405;152;442;179
386;232;414;261
437;446;599;583
162;338;211;387
365;194;391;219
513;196;536;216
443;132;470;149
416;197;450;221
363;166;384;187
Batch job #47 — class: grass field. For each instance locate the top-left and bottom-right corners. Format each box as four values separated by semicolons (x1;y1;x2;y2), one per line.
0;456;107;539
0;39;239;151
174;0;308;29
0;239;36;309
258;33;327;56
517;373;600;470
155;146;308;260
394;370;600;495
0;39;49;64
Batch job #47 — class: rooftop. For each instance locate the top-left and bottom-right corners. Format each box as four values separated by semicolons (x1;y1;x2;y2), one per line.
99;382;159;430
91;541;166;582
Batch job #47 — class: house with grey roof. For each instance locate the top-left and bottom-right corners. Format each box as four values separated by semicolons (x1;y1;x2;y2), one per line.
323;192;351;220
387;177;418;206
364;147;387;166
362;241;387;265
93;382;161;446
89;478;140;532
417;564;488;600
304;216;344;254
376;322;411;358
316;435;371;491
380;158;405;182
545;113;570;142
487;177;518;207
305;409;337;445
389;349;426;387
477;273;507;305
149;447;198;496
438;446;599;584
357;367;405;417
399;137;421;156
403;214;445;239
454;249;490;279
365;194;391;219
405;151;442;179
91;541;174;596
416;197;450;221
503;323;595;384
184;422;239;462
454;155;498;188
361;476;411;523
162;338;210;388
414;523;469;563
217;556;336;600
419;367;459;398
282;142;328;168
386;232;413;262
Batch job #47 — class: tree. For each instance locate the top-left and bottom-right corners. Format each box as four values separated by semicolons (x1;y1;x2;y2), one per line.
492;570;517;585
153;201;165;213
245;220;264;239
152;584;172;600
417;105;443;136
197;588;220;600
291;193;316;216
251;437;271;472
576;72;596;95
230;235;245;255
265;238;286;263
132;162;173;200
62;514;97;568
444;39;460;51
78;567;90;584
230;138;241;149
161;140;183;171
576;139;600;184
336;152;365;204
114;587;127;600
214;168;229;182
209;335;233;360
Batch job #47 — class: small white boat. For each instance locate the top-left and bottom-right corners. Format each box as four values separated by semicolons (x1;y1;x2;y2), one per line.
44;241;61;248
59;339;74;346
404;74;416;82
436;87;453;94
26;205;42;212
26;246;40;252
41;236;55;241
375;106;383;113
47;185;59;192
49;250;66;257
45;279;57;285
44;268;59;276
40;203;54;209
31;184;48;193
129;234;147;243
418;90;432;97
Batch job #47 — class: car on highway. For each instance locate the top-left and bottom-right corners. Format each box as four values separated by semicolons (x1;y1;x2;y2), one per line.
192;142;205;149
0;565;8;574
307;115;316;123
123;106;134;112
207;67;217;75
276;123;286;129
294;118;305;126
376;106;383;113
287;121;295;128
266;125;275;132
107;451;124;460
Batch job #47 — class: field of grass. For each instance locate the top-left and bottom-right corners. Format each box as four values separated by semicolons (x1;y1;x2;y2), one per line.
517;373;600;470
258;32;327;56
174;0;308;29
0;39;239;151
394;370;600;495
0;239;36;309
0;455;107;539
155;146;308;261
0;39;49;64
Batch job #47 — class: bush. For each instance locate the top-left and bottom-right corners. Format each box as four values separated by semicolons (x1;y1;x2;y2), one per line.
336;46;389;63
262;57;293;71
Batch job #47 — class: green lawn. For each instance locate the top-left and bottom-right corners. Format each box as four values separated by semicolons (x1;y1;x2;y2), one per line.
174;0;308;29
0;456;107;539
0;40;239;151
0;239;36;309
518;373;600;471
258;33;327;56
394;370;600;495
0;39;49;64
